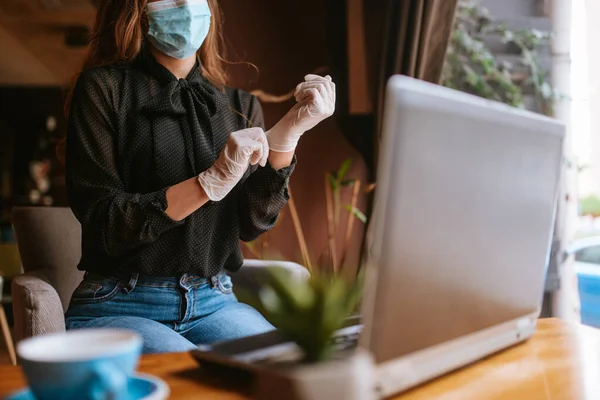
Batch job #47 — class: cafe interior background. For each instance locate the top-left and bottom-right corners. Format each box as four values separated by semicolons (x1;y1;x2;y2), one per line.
1;0;599;366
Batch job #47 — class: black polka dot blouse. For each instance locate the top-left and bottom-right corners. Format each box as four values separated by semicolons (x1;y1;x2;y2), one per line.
65;47;295;278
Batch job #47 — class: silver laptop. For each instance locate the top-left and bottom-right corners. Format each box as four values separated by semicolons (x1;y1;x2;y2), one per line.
192;75;565;397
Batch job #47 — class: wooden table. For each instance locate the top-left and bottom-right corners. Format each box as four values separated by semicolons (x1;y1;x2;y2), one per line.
1;319;599;399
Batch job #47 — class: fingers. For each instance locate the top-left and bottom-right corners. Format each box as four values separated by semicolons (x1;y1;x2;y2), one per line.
296;86;335;108
295;76;336;107
297;87;321;105
295;82;334;118
266;74;337;149
255;130;269;167
305;74;332;82
206;127;271;202
232;127;269;167
295;79;330;95
243;131;268;167
304;74;334;94
306;88;323;116
295;83;325;102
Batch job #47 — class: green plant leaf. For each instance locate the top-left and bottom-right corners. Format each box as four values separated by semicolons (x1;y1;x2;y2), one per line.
267;267;316;312
238;266;364;363
337;158;353;181
353;209;367;224
345;205;367;223
443;0;559;117
328;173;338;191
340;180;355;187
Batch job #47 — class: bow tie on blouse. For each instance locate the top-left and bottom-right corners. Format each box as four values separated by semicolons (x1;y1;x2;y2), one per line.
142;77;229;179
143;78;228;117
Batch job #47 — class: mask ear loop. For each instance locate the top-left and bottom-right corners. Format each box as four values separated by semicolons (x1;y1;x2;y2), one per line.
147;0;179;13
249;65;329;104
249;89;295;104
227;105;254;128
227;66;329;127
147;0;210;13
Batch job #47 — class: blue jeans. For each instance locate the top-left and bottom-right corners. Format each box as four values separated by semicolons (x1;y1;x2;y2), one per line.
65;272;274;354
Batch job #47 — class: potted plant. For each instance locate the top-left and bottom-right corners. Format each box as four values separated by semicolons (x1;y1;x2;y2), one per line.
239;267;375;400
442;0;558;116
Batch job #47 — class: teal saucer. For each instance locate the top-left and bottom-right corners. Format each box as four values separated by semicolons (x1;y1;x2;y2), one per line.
6;373;169;400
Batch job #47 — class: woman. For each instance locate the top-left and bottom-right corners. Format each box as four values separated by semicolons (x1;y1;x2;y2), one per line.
64;0;335;354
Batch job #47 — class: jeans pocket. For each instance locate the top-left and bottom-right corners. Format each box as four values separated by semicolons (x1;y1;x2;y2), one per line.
214;274;234;295
70;275;121;304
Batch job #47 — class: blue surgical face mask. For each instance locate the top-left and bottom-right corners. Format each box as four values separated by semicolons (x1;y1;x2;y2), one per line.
146;0;211;60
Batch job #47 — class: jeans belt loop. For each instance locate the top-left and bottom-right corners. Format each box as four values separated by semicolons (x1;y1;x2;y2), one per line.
122;273;138;294
179;274;192;292
210;275;219;288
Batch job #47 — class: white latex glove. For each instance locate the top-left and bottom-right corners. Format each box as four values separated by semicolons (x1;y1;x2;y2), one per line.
197;127;269;201
266;74;336;152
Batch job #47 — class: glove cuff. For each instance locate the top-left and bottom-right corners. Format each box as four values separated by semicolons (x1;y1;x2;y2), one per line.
197;170;227;202
266;127;302;153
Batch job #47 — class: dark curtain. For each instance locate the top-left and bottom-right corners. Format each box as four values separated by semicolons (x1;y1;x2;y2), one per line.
372;0;459;165
328;0;458;177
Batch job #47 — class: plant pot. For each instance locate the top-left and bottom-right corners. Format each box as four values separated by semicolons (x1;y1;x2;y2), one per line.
254;348;376;400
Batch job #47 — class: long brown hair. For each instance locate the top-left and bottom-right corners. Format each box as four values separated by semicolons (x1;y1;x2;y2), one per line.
58;0;228;163
88;0;226;78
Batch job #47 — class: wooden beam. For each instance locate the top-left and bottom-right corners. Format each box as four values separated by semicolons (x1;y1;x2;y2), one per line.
347;0;373;114
0;23;58;85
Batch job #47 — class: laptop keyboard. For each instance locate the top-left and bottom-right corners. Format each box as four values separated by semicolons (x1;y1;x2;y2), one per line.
331;325;363;351
332;332;361;349
239;325;364;365
193;317;364;367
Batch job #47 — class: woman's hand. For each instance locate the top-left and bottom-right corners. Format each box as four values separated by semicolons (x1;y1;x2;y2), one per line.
197;127;269;201
165;127;268;221
266;74;336;153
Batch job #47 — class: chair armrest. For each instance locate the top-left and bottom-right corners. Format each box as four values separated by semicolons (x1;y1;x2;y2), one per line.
12;271;66;342
231;260;310;295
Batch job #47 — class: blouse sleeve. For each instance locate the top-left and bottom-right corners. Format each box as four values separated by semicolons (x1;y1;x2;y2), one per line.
65;69;183;258
238;96;296;242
